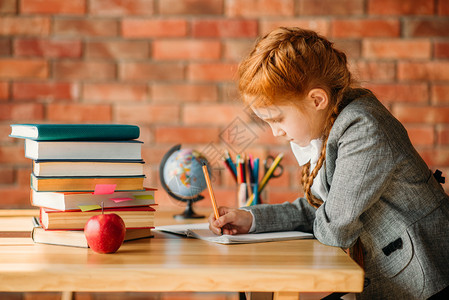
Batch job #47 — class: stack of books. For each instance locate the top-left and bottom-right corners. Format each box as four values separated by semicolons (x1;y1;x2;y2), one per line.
10;124;157;248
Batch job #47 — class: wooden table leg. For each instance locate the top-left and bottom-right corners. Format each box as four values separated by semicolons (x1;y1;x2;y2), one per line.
61;291;74;300
246;291;300;300
273;292;300;300
245;292;273;300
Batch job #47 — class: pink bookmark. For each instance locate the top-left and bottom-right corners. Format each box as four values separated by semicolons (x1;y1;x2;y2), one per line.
93;184;116;195
110;197;133;203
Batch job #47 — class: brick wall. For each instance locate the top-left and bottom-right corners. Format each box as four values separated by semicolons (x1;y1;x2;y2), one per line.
1;0;448;210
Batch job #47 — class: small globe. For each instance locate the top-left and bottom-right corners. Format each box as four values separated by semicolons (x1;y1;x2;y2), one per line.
162;148;209;199
160;145;210;219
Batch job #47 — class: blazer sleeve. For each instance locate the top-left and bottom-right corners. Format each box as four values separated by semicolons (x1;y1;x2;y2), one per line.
245;197;316;234
313;110;396;248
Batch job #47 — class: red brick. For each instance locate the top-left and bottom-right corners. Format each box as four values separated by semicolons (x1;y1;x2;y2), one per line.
90;0;154;16
0;59;48;79
115;104;180;124
0;103;44;121
155;126;220;144
392;105;449;124
85;41;149;59
136;125;153;144
267;189;300;205
439;0;449;15
223;40;255;62
362;83;429;104
119;62;184;81
418;148;449;167
226;0;294;17
437;126;449;145
0;124;12;141
220;83;240;103
13;38;82;58
46;103;112;122
192;19;258;38
260;19;329;36
188;63;238;82
153;40;221;61
333;40;361;59
398;62;449;81
0;167;14;184
404;125;435;146
183;104;247;125
83;83;148;102
12;82;77;101
198;187;237;208
368;0;434;15
0;82;8;100
53;61;115;80
434;41;449;59
0;38;11;56
0;187;30;208
17;168;32;187
350;61;396;82
53;19;118;37
151;83;218;103
432;84;449;104
405;19;449;37
159;0;223;15
21;0;85;14
121;19;187;38
0;0;17;13
141;146;172;165
362;39;431;59
331;19;400;38
0;17;50;36
298;0;364;15
0;144;27;164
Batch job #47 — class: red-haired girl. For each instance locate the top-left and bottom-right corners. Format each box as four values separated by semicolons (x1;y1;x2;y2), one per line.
209;27;449;299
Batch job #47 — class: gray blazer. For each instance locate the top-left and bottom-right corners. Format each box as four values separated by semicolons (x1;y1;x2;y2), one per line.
247;91;449;299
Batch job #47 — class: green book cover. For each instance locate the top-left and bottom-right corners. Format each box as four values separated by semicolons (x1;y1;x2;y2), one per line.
9;124;140;141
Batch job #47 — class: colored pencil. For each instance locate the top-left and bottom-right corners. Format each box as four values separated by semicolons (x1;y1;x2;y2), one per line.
222;157;237;182
253;158;259;205
245;153;284;206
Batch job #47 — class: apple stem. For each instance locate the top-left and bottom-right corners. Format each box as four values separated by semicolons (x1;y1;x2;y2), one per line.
101;201;104;214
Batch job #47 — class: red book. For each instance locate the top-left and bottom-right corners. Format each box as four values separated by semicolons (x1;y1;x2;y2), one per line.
40;206;156;230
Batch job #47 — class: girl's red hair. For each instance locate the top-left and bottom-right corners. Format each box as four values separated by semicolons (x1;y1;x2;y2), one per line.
238;27;355;208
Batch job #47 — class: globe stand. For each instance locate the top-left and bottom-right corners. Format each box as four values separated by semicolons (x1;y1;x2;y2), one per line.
174;199;204;219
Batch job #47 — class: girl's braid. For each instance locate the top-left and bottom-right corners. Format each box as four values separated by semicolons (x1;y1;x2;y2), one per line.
301;93;342;209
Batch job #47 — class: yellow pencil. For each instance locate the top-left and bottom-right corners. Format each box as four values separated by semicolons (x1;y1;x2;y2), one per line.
202;162;220;220
245;153;284;206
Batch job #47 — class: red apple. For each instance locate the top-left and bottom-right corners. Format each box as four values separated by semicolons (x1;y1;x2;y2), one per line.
84;213;126;254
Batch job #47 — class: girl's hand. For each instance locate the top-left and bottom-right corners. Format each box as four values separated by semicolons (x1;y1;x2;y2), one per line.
208;206;253;235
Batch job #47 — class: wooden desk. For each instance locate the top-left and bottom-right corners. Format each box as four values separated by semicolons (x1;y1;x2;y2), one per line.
0;208;364;300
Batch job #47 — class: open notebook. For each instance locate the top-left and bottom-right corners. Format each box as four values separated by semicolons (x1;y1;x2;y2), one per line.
154;223;314;245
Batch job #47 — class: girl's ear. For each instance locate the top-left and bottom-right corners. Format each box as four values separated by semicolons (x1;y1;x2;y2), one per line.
308;89;329;111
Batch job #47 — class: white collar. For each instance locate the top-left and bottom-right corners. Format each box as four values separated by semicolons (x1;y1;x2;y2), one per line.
290;138;323;167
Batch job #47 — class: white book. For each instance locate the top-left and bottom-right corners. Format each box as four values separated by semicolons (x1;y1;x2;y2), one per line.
24;139;142;160
154;223;314;245
33;160;145;177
